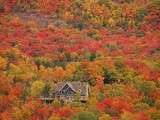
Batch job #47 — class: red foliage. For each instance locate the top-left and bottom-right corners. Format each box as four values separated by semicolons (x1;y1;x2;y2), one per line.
0;1;159;120
137;112;150;120
96;76;104;90
0;96;12;112
38;0;60;14
96;98;113;111
4;0;17;12
97;98;133;113
125;58;160;81
53;106;73;118
0;75;11;95
31;105;50;120
24;97;42;111
0;111;13;120
10;84;22;97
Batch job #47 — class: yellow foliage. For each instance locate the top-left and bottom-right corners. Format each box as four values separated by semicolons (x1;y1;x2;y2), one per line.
8;61;36;82
48;116;61;120
0;56;7;70
99;114;112;120
26;20;38;32
108;18;115;27
63;11;74;21
83;0;96;11
66;63;76;73
87;60;104;79
65;63;76;79
31;80;45;97
39;66;53;82
12;107;29;120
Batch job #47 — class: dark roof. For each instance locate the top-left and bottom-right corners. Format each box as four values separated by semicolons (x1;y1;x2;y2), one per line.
54;81;89;96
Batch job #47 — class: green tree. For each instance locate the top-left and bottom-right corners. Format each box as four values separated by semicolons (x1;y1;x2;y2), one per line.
137;80;156;96
103;68;116;84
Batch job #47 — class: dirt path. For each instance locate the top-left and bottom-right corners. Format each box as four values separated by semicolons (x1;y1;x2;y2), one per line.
12;11;67;28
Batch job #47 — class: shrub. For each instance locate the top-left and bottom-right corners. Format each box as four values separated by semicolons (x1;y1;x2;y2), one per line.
134;102;150;111
73;111;98;120
151;110;160;120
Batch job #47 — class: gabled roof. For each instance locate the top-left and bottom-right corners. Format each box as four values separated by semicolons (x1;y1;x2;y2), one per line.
54;81;89;96
56;82;76;93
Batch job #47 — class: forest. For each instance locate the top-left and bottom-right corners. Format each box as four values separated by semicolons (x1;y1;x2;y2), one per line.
0;0;160;120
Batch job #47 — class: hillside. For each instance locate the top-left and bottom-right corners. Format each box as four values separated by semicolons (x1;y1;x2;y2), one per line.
0;0;160;120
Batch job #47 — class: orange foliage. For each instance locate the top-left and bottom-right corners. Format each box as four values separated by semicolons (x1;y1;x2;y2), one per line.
97;97;133;113
37;0;60;14
0;74;11;95
53;106;74;119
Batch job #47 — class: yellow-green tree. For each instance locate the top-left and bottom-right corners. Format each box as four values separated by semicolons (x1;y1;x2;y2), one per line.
31;80;45;97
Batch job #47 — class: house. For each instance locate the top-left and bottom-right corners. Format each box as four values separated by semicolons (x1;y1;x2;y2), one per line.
40;82;90;103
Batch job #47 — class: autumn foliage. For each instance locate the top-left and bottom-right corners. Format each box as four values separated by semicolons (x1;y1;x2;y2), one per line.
0;0;160;120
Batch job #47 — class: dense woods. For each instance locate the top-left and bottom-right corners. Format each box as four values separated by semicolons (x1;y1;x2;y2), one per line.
0;0;160;120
